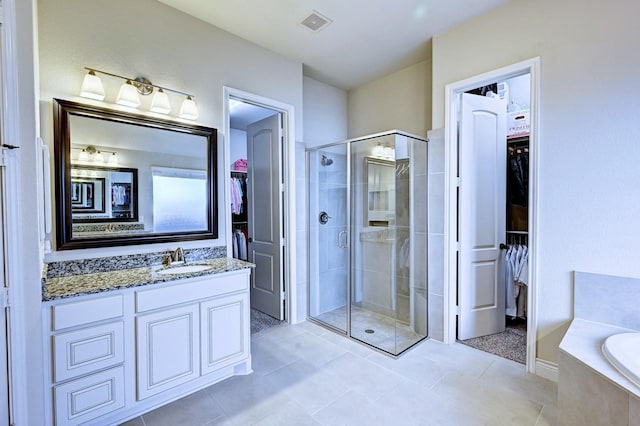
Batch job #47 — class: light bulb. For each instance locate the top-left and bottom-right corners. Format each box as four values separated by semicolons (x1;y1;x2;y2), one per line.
116;80;141;108
80;70;105;101
108;152;119;165
150;88;171;114
179;96;198;120
372;143;384;157
94;151;105;164
383;146;394;159
78;149;89;162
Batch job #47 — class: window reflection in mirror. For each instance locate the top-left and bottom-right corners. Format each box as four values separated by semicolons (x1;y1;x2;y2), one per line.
152;167;207;232
54;99;217;250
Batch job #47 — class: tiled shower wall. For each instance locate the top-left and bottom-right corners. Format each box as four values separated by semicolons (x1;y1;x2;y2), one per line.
427;128;445;341
307;149;349;317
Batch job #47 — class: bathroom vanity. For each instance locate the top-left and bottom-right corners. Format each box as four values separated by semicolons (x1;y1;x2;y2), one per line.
41;258;253;425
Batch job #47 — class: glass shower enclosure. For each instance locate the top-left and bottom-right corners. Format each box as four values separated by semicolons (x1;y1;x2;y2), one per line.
307;130;428;356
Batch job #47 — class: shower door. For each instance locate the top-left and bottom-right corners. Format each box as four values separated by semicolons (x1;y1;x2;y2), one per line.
307;144;350;333
307;131;428;356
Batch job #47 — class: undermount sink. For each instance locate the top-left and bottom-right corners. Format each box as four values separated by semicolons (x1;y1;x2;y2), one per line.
156;264;213;275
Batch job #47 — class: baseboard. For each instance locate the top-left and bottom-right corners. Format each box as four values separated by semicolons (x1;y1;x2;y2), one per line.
535;358;559;382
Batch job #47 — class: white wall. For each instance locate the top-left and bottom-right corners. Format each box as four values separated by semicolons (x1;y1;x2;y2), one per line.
303;76;347;147
348;59;432;139
432;0;640;363
38;0;304;260
229;128;247;166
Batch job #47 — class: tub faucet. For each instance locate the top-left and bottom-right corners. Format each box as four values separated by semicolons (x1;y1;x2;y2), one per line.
172;247;185;264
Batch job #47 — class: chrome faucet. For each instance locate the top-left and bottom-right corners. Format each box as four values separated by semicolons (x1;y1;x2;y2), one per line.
172;247;185;264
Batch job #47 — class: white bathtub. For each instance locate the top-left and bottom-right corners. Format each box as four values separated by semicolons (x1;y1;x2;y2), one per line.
602;332;640;388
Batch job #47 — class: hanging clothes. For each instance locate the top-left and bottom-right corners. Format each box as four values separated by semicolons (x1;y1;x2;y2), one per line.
504;243;528;319
230;176;247;215
112;184;127;206
515;245;528;318
504;246;518;318
233;228;247;261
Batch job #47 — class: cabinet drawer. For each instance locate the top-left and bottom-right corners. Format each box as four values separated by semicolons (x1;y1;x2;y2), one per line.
53;366;125;426
52;294;123;331
53;321;124;383
136;271;249;313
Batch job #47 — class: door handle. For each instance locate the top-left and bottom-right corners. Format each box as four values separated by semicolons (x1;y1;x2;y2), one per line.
248;237;253;243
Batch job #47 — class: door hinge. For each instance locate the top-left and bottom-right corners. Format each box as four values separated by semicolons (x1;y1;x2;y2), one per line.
280;237;286;247
456;241;461;252
456;305;461;315
0;288;9;309
456;177;461;187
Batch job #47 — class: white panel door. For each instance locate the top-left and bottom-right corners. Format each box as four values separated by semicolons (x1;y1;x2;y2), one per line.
458;93;507;340
247;114;284;320
136;304;200;400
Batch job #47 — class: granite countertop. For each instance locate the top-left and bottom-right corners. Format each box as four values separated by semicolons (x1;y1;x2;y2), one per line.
42;257;255;302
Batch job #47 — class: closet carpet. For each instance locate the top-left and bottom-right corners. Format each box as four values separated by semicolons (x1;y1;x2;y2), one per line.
458;319;527;364
250;308;284;334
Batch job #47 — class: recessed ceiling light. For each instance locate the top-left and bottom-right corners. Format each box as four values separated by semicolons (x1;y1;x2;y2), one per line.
300;10;332;32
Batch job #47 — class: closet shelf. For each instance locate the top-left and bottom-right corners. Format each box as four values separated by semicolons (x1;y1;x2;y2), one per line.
506;230;528;234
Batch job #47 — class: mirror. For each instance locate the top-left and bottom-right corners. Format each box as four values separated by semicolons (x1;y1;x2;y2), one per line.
71;166;137;220
364;156;395;227
53;98;218;250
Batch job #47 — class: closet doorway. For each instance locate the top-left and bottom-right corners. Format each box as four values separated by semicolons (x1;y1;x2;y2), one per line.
443;58;540;374
225;88;296;323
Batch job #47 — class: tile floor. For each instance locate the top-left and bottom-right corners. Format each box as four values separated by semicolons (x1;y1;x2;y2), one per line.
121;321;557;426
313;305;427;354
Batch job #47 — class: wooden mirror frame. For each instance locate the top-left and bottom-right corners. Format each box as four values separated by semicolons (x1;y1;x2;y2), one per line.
53;98;218;250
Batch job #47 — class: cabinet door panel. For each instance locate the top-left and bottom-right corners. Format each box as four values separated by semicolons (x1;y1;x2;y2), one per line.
136;304;199;400
53;366;125;426
201;293;249;375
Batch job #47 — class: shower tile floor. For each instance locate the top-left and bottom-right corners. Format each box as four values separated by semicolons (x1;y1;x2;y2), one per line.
313;305;426;354
120;320;556;425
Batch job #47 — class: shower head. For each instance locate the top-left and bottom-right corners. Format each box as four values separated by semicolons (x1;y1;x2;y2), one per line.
321;154;333;166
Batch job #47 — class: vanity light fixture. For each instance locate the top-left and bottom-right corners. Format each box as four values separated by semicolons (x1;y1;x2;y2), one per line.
108;152;119;165
372;143;384;157
80;67;199;120
371;143;395;160
116;80;141;108
72;145;119;165
93;150;105;164
179;95;199;120
150;88;171;114
80;70;106;101
78;148;89;162
383;146;395;159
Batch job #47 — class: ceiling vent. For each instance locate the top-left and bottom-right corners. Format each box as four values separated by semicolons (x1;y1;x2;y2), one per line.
300;10;332;32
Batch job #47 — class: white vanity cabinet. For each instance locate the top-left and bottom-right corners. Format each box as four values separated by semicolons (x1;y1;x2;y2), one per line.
46;294;126;426
43;268;252;425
